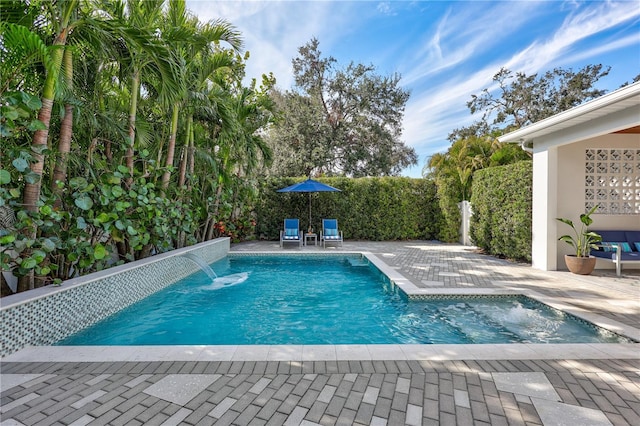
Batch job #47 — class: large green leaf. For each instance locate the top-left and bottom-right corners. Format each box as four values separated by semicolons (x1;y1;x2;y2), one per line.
41;238;56;252
12;157;29;172
20;92;42;110
2;108;19;120
0;169;11;184
96;212;111;223
0;235;16;244
32;250;46;262
27;119;47;131
74;196;94;210
93;244;107;260
21;258;37;269
24;172;40;184
69;177;88;189
76;216;87;229
111;185;124;197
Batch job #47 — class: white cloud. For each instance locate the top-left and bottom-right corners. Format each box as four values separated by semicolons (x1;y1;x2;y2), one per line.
402;1;541;85
502;1;640;74
376;2;396;16
187;0;364;88
562;33;640;65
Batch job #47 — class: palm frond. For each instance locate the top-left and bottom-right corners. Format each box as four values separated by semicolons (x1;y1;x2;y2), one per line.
200;18;243;52
0;22;59;93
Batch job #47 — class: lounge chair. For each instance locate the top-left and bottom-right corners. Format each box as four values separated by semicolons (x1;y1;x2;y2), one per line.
280;218;303;247
321;219;343;248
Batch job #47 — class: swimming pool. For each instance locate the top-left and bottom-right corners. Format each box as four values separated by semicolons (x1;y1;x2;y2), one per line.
57;255;630;346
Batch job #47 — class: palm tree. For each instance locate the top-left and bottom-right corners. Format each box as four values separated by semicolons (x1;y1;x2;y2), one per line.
2;1;82;292
198;78;274;240
22;0;79;212
104;0;181;186
51;47;74;200
174;50;239;190
159;1;243;190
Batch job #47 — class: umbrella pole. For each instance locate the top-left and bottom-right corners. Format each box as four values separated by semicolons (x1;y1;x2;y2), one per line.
309;192;312;232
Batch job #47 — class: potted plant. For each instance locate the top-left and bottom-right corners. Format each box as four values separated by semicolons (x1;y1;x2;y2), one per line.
556;204;602;275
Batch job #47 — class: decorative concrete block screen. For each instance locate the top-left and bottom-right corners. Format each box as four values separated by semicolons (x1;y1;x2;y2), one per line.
585;148;640;214
0;238;230;357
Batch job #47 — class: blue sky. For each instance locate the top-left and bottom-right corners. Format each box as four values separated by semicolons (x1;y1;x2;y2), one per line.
186;0;640;177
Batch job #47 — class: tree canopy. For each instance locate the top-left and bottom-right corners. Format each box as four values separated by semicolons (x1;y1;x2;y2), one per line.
266;38;417;177
449;65;610;141
429;64;613;183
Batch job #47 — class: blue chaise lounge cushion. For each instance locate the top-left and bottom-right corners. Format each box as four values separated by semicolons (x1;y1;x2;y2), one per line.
591;230;640;261
597;242;632;252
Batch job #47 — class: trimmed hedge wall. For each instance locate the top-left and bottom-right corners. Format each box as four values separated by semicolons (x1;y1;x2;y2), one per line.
470;161;532;261
256;177;441;241
434;174;462;243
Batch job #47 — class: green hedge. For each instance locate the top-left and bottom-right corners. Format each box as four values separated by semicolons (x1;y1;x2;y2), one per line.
434;174;462;243
256;177;441;241
470;161;532;261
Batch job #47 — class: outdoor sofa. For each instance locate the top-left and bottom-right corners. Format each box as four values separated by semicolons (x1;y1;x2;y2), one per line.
590;230;640;276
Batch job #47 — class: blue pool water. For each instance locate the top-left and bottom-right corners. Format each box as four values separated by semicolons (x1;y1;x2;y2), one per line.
58;255;629;345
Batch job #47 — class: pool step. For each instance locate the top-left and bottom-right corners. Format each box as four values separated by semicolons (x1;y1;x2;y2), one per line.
347;258;369;267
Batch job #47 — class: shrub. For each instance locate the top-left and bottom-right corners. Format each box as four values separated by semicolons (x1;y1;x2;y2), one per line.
434;174;462;242
470;161;532;261
255;177;441;241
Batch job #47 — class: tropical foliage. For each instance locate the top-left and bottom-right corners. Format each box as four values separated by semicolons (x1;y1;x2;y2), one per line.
425;135;530;241
1;0;274;295
556;205;602;258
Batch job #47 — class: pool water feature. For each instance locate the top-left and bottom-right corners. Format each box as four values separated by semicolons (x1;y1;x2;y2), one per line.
180;252;218;280
57;255;631;346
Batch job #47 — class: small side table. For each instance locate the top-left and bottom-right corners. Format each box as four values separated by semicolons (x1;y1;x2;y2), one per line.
305;233;317;246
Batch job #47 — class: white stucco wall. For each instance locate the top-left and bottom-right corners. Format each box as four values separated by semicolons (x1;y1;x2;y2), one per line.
553;135;640;270
531;146;558;270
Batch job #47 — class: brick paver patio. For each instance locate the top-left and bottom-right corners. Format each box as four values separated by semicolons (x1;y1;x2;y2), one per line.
2;241;639;425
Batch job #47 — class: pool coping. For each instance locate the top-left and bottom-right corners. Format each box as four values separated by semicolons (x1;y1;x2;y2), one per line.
3;250;639;363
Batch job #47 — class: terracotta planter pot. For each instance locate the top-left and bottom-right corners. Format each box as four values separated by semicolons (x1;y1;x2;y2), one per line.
564;255;596;275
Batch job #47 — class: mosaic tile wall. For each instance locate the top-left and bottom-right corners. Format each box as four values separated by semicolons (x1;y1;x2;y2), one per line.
585;148;640;214
0;238;229;357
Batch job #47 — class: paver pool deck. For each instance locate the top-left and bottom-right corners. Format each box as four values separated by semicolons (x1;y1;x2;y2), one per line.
1;240;639;426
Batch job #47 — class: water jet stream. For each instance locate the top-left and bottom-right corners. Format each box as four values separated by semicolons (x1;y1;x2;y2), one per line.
180;252;217;281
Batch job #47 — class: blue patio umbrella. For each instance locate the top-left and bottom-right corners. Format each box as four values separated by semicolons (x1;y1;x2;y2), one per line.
277;178;341;230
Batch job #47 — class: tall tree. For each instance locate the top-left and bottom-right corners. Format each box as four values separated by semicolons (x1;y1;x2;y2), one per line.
449;65;610;141
267;38;417;177
102;0;181;186
21;0;79;212
159;0;242;190
51;47;73;198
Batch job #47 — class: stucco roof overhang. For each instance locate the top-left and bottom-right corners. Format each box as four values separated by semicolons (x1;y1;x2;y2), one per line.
498;81;640;145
